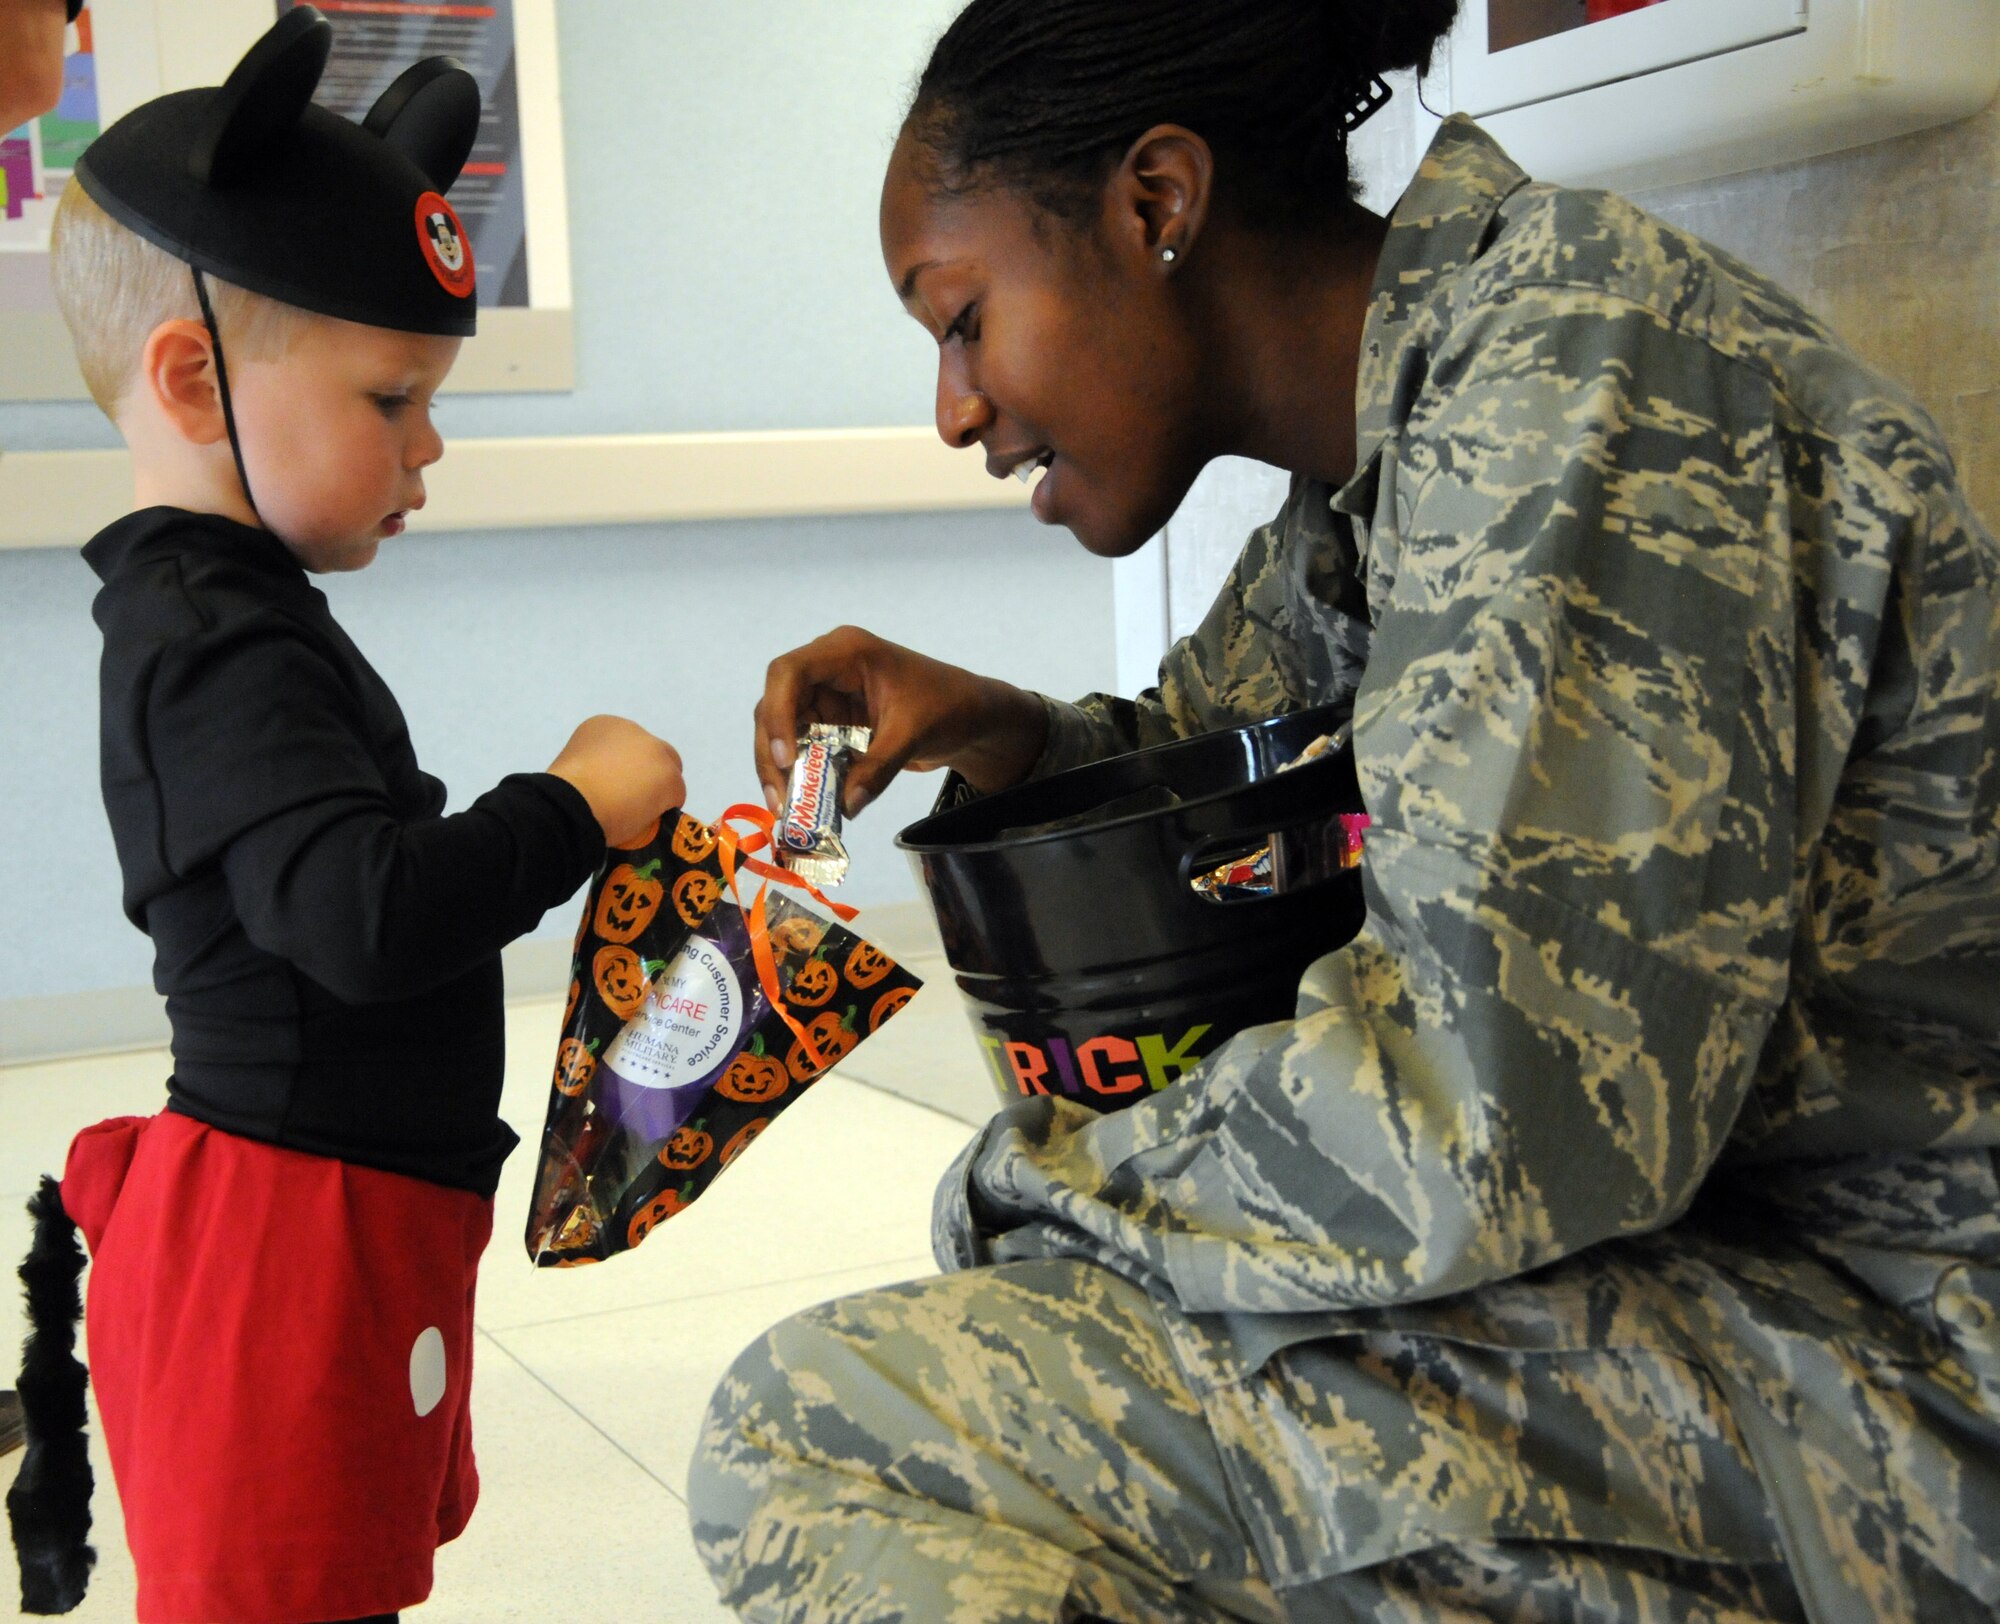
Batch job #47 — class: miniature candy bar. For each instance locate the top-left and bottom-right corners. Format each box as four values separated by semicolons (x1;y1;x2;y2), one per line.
778;724;872;887
1191;845;1276;900
1284;733;1339;770
1338;812;1372;870
1188;732;1366;900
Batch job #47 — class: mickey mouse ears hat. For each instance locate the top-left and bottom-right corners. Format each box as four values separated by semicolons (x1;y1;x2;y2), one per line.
74;5;481;336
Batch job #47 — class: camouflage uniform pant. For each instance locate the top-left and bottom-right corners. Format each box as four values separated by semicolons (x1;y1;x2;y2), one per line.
688;1258;1806;1623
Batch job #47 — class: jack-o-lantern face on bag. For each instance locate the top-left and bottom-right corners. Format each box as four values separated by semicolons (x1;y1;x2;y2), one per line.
718;1037;788;1103
788;1007;858;1081
673;869;721;926
769;913;826;959
719;1118;770;1168
671;815;717;863
845;942;893;989
658;1124;714;1170
790;956;839;1008
869;986;915;1033
627;1184;688;1247
595;861;665;943
593;945;653;1021
554;1037;599;1097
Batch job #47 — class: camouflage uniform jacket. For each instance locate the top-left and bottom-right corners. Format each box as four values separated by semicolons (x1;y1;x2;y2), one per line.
935;117;2000;1619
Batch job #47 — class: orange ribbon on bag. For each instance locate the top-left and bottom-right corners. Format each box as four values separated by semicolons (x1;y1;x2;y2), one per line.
714;804;858;1075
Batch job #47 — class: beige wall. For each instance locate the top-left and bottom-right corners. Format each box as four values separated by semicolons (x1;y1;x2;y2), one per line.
1630;98;2000;528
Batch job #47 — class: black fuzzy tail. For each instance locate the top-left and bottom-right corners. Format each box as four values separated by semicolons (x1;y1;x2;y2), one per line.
6;1177;94;1614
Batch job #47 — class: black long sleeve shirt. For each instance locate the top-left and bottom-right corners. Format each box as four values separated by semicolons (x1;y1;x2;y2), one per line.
84;509;604;1196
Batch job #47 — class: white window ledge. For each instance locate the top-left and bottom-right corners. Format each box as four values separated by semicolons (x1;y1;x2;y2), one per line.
0;427;1030;551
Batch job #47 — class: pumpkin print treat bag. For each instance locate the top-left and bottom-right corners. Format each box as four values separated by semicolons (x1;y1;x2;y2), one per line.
527;788;923;1265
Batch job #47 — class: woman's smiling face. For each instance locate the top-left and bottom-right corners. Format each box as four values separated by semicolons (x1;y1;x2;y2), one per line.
879;125;1211;558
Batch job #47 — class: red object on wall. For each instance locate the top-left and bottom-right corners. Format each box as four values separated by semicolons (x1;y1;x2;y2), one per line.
1586;0;1669;18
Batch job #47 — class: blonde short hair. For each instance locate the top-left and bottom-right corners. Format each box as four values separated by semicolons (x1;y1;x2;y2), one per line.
50;181;314;416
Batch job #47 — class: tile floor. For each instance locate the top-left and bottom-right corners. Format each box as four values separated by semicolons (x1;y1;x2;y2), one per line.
0;958;998;1623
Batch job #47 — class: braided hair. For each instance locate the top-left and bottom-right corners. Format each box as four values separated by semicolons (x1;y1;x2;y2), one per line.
907;0;1461;231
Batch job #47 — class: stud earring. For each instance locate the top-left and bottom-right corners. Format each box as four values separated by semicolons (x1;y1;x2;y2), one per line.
1160;246;1178;264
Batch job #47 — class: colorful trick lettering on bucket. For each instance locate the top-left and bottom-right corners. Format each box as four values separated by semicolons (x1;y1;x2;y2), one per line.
980;1026;1214;1100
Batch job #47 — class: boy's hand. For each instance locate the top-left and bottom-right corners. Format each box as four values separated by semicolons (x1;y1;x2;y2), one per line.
548;716;685;849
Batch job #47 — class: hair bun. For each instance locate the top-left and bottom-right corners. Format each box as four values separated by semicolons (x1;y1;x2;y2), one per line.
1325;0;1462;78
909;0;1463;233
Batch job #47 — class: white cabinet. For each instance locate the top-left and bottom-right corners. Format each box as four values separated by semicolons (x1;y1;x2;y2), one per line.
1441;0;2000;190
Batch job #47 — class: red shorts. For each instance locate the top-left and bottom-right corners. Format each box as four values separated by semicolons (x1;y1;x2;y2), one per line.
63;1113;493;1624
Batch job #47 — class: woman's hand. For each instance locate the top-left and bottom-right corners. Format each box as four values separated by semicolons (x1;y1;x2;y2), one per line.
756;627;1048;814
548;716;686;848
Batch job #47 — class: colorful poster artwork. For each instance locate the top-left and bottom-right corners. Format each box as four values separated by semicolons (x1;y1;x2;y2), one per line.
278;0;530;307
0;6;99;236
0;6;99;315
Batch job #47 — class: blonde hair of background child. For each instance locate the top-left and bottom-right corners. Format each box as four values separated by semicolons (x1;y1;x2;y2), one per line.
50;182;314;417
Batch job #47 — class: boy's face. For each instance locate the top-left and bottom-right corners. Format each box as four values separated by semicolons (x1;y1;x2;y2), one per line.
228;316;461;573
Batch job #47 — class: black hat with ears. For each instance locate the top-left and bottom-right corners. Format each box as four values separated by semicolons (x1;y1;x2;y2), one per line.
66;0;83;22
73;5;482;336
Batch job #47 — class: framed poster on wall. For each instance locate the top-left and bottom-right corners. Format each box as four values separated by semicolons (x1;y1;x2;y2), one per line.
0;0;573;400
1440;0;2000;191
1455;0;1803;115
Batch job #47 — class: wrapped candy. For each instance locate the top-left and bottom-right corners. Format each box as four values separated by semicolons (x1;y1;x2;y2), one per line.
777;723;871;888
526;807;922;1266
1190;845;1276;900
1188;733;1370;900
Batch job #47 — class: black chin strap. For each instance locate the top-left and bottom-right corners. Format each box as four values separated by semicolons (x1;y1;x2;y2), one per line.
191;266;260;523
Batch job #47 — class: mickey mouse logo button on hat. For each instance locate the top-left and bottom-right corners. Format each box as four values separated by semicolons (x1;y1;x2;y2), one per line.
415;190;475;298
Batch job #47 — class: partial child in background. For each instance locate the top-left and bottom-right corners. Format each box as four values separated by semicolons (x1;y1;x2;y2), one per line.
6;11;682;1621
0;0;74;135
0;0;85;1493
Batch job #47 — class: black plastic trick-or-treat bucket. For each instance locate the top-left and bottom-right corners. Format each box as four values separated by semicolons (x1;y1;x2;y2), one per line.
897;703;1368;1112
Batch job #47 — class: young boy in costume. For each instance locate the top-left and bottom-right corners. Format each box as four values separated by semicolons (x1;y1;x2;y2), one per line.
5;11;683;1620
